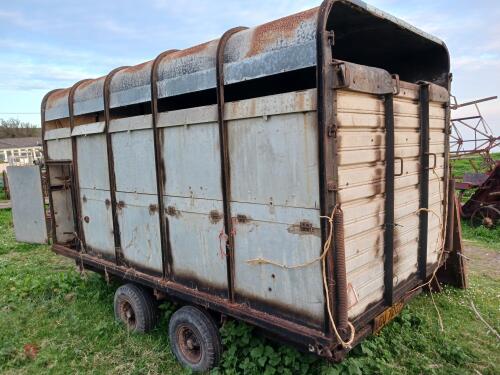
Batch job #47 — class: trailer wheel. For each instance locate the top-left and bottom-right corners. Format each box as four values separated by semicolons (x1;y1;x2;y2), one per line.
169;306;222;372
114;283;159;333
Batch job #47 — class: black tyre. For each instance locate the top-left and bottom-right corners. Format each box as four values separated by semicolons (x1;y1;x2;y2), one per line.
114;283;159;333
169;306;222;372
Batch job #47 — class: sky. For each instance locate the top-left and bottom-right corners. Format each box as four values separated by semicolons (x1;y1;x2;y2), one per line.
0;0;499;143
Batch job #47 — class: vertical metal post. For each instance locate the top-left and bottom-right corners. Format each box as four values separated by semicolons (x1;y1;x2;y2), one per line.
418;82;430;280
151;50;178;279
316;0;344;337
103;67;129;265
383;93;395;306
216;27;247;302
41;90;62;244
216;26;247;301
69;79;92;251
442;73;453;268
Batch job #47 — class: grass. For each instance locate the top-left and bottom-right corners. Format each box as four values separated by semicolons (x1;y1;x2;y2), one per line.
0;208;499;374
450;152;500;250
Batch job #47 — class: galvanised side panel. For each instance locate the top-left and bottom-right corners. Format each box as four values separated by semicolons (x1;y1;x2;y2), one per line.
47;138;72;160
76;133;110;190
111;128;157;195
80;188;114;257
229;111;319;208
228;108;323;328
161;118;227;291
231;202;324;327
162;121;222;200
7;166;47;244
165;196;227;291
116;191;162;273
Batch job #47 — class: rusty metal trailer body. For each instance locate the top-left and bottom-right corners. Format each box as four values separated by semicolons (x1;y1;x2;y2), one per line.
41;0;455;361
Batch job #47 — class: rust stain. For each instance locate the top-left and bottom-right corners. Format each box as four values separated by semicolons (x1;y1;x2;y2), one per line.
247;7;318;57
76;76;106;91
149;204;158;215
120;60;153;74
166;205;180;218
46;88;70;109
209;210;222;224
167;40;215;60
287;221;321;236
236;214;251;223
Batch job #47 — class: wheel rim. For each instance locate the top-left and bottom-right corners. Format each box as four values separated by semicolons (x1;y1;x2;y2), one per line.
471;205;500;228
119;300;136;330
177;325;202;364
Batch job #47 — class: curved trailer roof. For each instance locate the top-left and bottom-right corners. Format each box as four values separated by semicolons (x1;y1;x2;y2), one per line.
42;0;450;124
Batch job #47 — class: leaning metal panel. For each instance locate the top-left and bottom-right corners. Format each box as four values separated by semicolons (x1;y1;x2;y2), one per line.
7;166;48;244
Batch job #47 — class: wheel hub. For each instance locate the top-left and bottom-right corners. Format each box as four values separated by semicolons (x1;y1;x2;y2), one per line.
120;301;136;329
177;326;202;364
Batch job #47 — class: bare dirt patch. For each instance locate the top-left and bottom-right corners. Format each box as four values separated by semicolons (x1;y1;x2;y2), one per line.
464;242;500;280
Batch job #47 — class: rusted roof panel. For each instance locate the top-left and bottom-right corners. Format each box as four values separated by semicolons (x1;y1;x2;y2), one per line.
110;61;154;108
45;88;70;121
156;40;219;99
42;0;449;118
224;8;318;85
74;77;106;116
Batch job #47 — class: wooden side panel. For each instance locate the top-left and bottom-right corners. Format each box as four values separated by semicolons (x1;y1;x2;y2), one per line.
337;86;447;319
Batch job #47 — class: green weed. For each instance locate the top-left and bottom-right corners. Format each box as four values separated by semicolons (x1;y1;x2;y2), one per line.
0;201;498;374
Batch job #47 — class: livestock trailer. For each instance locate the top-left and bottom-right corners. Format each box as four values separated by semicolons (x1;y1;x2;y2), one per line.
41;0;464;371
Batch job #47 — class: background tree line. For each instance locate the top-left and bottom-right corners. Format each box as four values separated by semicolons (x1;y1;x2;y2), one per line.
0;118;41;138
